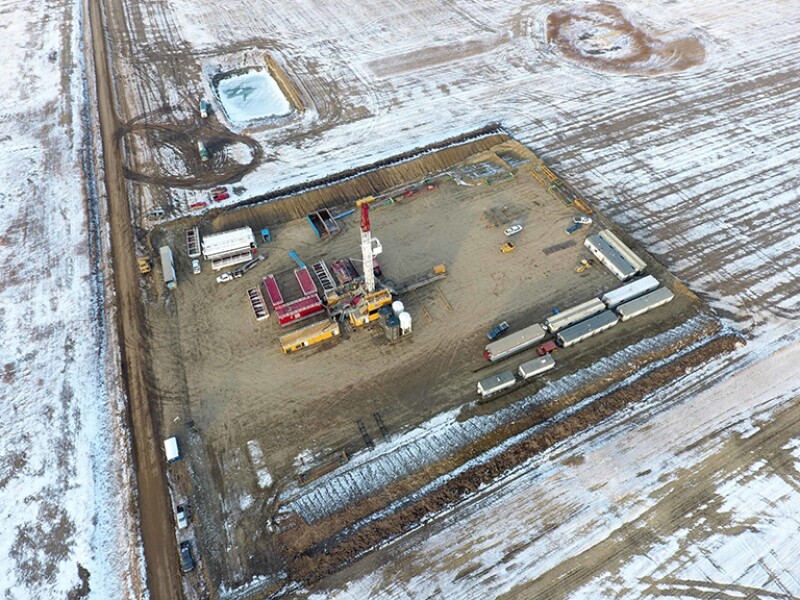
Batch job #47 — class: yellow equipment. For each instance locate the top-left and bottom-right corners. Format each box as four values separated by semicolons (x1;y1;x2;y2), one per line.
349;289;392;327
280;319;340;353
500;242;515;254
574;259;592;273
137;257;152;275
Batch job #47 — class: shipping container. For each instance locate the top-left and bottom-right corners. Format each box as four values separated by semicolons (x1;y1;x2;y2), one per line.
484;323;547;362
557;310;619;348
584;234;637;281
159;246;176;290
616;287;674;321
517;354;555;380
544;298;606;333
601;275;660;308
477;370;517;398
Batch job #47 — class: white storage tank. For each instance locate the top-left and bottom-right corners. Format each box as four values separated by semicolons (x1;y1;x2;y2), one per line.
399;311;412;335
392;300;405;316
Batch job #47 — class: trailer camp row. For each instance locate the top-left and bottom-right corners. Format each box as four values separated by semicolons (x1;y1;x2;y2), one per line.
483;276;675;363
477;353;556;399
584;229;647;281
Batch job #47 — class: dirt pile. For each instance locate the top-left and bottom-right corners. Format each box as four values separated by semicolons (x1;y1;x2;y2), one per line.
281;333;740;585
546;2;706;75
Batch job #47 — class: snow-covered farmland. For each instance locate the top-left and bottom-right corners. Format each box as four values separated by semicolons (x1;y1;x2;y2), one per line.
0;0;142;598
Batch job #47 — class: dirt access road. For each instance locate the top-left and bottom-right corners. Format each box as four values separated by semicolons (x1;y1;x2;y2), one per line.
87;0;183;599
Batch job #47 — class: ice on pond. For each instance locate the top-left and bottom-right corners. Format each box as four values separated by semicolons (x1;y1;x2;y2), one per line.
216;69;291;125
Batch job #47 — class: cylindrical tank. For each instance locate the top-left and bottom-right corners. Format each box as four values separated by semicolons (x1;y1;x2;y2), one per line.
384;315;400;341
392;300;405;316
399;311;412;335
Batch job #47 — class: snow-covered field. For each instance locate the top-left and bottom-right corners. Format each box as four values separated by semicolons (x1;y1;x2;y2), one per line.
8;0;798;596
0;0;143;598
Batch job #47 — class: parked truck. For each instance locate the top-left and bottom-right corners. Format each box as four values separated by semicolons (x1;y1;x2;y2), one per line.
197;141;209;162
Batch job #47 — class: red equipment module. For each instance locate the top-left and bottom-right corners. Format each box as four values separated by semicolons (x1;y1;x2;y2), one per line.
275;295;324;326
262;275;284;308
294;267;318;297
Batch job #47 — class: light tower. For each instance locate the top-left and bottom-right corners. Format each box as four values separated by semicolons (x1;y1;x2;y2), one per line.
360;202;375;293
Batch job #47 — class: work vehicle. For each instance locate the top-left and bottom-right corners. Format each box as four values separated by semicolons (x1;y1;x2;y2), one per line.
212;191;229;202
536;340;559;356
500;242;515;253
147;208;165;219
197;141;209;162
566;223;583;235
573;215;592;225
574;259;592;273
179;541;195;572
216;272;233;284
137;257;152;275
504;224;523;237
487;321;510;341
191;259;201;275
176;505;189;529
189;201;207;209
484;323;546;362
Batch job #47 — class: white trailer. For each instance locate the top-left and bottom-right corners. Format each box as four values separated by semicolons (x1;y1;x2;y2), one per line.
477;370;516;399
557;310;619;348
202;226;257;270
159;245;176;290
517;354;555;380
483;323;547;362
616;287;675;321
601;275;660;308
585;234;637;281
164;436;181;463
544;298;606;333
598;229;646;274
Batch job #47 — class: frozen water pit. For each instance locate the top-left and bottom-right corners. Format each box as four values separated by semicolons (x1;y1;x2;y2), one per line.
214;69;292;126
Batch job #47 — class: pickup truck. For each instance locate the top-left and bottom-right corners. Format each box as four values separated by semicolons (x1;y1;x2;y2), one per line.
487;321;510;341
565;223;583;235
537;340;559;356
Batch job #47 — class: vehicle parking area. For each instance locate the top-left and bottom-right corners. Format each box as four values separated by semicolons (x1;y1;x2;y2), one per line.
143;142;704;591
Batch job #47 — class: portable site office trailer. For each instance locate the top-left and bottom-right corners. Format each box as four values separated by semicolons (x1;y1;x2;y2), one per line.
164;436;181;463
598;229;646;275
616;287;674;321
601;275;660;308
557;310;619;348
584;234;637;281
517;354;555;380
484;323;547;362
159;246;176;289
544;298;606;333
477;370;516;399
202;227;257;270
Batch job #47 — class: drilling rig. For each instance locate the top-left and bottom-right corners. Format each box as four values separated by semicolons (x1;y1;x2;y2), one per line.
349;197;391;327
